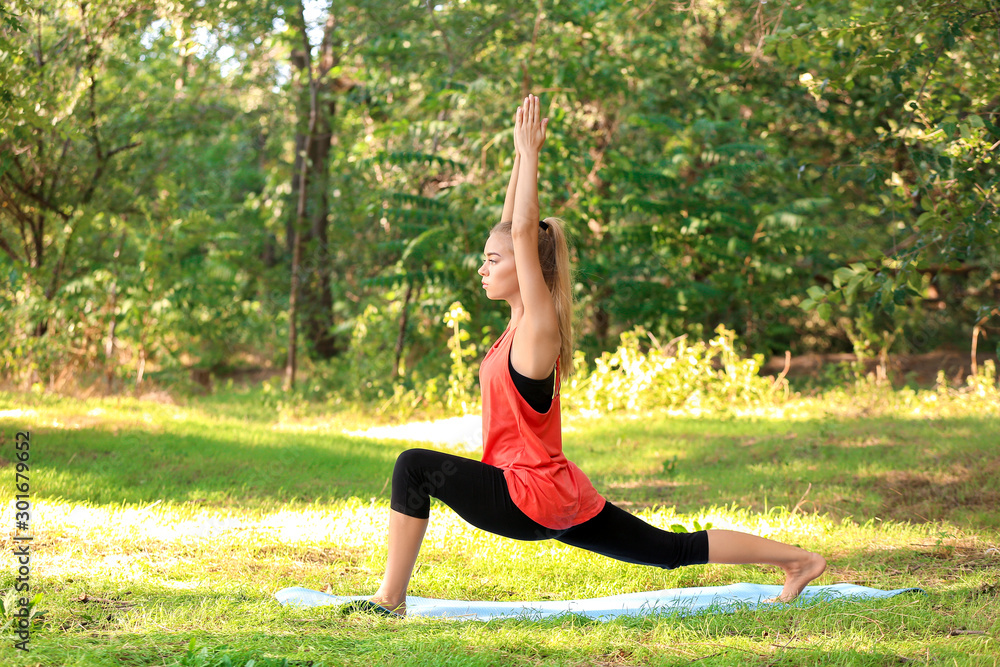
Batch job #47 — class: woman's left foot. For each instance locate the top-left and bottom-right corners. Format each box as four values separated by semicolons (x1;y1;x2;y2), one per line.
341;599;405;618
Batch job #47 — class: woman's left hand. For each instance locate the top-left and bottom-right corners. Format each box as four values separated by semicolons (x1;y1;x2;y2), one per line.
514;94;548;156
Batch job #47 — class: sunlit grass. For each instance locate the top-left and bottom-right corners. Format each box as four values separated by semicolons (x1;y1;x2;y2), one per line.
5;495;998;665
0;388;999;665
23;495;990;593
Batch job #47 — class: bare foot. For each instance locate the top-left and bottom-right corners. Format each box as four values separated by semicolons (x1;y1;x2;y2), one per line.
767;552;827;603
369;596;407;617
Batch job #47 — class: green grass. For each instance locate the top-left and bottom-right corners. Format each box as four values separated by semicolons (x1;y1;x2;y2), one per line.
1;388;998;666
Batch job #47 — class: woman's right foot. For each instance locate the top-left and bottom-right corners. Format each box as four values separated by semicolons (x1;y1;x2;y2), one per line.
771;552;827;603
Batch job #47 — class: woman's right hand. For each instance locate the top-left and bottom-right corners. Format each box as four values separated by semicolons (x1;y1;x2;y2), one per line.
514;94;548;157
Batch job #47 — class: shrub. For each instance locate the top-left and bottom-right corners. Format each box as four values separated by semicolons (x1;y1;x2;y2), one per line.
563;324;788;415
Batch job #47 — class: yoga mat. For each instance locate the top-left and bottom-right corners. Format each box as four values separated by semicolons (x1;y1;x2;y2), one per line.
274;583;922;621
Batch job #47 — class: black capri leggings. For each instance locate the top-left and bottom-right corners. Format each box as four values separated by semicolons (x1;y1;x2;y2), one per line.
389;448;709;570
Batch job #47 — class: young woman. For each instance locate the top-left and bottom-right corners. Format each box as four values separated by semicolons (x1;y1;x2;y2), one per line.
349;95;826;618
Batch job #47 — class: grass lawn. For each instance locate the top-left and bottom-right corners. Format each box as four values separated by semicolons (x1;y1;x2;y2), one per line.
1;387;998;666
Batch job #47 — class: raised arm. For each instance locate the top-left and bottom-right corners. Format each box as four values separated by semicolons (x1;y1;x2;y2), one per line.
500;109;522;223
509;94;559;379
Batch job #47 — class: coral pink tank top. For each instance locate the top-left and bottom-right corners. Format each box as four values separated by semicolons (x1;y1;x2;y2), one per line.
480;326;606;530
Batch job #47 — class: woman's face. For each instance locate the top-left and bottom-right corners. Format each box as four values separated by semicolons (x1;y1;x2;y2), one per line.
478;234;518;301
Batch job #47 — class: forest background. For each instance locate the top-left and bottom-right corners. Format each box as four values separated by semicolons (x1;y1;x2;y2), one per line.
1;0;998;409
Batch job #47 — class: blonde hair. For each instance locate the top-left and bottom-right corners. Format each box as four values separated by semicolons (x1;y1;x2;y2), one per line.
490;217;574;381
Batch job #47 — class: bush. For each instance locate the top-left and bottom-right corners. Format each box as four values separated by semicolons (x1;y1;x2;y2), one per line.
563;324;788;415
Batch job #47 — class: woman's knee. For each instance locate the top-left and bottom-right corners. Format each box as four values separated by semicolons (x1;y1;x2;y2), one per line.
394;447;432;471
395;448;459;483
392;448;462;511
391;449;436;518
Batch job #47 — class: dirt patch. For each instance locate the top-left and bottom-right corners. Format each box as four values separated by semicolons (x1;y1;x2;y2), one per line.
297;546;366;565
137;390;176;404
761;350;999;386
600;478;695;509
873;460;1000;523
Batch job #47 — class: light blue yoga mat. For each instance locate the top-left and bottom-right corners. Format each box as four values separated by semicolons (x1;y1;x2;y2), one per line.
274;583;922;621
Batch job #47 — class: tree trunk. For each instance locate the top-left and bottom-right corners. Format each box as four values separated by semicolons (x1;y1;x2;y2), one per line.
393;282;417;378
285;9;352;366
104;231;126;392
300;96;341;359
284;2;320;392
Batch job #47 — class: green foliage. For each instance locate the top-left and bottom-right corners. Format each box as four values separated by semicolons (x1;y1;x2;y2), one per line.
177;640;301;667
0;1;288;389
564;325;788;416
293;295;459;420
0;588;45;632
0;2;30;124
2;0;997;397
342;303;398;397
769;0;999;340
947;359;1000;403
809;358;1000;421
669;519;714;534
443;301;478;414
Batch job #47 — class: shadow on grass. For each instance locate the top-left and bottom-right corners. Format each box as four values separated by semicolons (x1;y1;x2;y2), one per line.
568;415;1000;531
3;410;999;533
0;422;404;509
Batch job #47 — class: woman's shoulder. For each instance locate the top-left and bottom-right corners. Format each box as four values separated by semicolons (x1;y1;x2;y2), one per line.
509;325;560;381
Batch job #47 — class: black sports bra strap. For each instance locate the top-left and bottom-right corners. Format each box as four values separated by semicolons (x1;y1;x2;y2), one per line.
553;356;560;399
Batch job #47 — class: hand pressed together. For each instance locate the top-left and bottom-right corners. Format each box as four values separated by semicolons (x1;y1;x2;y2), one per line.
514;94;548;157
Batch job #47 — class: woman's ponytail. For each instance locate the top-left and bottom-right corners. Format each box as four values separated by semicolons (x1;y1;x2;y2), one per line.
542;217;574;381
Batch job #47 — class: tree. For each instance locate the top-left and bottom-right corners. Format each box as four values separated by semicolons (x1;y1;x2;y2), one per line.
771;0;1000;355
0;0;287;387
3;0;996;396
